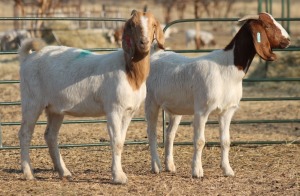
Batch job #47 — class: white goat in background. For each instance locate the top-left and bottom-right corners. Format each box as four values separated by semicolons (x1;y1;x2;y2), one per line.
0;29;31;51
18;10;164;184
185;29;216;48
146;13;290;178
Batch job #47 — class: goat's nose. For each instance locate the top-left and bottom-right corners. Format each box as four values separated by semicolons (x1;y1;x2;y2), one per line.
140;37;149;45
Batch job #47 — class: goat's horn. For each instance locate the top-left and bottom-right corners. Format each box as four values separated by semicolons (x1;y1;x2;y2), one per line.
131;10;137;16
238;14;259;22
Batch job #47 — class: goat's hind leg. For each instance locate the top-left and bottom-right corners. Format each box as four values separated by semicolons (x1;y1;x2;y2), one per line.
18;103;43;180
165;114;181;173
44;111;71;179
218;107;236;177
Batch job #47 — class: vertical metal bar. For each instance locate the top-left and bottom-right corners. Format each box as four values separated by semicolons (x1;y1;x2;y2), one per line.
265;0;269;12
162;110;166;145
281;0;285;27
287;0;290;33
258;0;263;13
269;0;273;14
0;115;2;148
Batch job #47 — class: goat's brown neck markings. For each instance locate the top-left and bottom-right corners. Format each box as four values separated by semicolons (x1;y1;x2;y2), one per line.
224;22;257;74
125;52;150;91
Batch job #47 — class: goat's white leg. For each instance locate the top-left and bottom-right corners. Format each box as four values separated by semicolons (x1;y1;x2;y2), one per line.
18;104;42;180
218;107;236;177
44;112;71;179
120;114;134;143
107;111;127;184
165;114;182;173
145;102;161;173
192;111;209;178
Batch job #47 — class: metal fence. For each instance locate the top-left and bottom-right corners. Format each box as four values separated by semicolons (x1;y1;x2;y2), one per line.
0;14;300;150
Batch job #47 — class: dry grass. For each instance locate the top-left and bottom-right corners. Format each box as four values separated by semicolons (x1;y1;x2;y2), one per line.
0;145;299;195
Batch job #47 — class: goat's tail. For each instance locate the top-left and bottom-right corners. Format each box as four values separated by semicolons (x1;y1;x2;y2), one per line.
18;38;46;63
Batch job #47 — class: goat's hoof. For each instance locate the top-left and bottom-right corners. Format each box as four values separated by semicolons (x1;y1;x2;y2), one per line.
224;169;235;177
192;174;204;179
112;173;128;184
24;176;36;181
23;173;35;181
165;164;176;173
151;168;161;174
151;162;161;174
192;169;203;178
221;165;235;177
61;175;73;181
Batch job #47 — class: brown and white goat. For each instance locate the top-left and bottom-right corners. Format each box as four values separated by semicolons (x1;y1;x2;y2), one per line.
146;13;290;178
18;10;164;184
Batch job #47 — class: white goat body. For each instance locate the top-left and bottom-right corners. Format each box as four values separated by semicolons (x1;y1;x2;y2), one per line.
18;10;165;184
146;12;290;178
148;49;243;115
19;47;145;117
185;29;215;47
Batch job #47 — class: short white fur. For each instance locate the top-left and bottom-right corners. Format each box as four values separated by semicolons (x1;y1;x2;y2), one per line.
141;16;148;37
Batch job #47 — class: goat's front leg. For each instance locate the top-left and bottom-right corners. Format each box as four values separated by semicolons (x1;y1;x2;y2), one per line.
107;112;128;184
165;114;182;173
146;102;161;174
192;111;209;178
218;107;236;177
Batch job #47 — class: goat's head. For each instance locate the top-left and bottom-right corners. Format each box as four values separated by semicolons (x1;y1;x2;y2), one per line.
122;10;164;61
238;13;290;61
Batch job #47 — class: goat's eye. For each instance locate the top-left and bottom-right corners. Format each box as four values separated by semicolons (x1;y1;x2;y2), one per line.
264;24;271;29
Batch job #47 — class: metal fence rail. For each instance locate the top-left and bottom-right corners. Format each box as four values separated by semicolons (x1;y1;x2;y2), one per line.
0;15;299;150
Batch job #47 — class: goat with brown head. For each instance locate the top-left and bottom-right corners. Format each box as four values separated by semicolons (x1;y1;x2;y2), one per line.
17;10;165;185
145;13;290;179
122;10;165;90
122;10;164;60
225;12;290;73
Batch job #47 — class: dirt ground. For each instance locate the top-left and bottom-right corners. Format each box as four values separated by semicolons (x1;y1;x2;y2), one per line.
0;1;300;195
0;144;299;195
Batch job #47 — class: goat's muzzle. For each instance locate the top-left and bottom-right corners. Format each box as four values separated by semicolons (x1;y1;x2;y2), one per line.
138;36;150;51
279;37;291;49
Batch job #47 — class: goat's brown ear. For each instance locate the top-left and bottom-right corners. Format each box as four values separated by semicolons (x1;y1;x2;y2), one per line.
154;20;165;50
249;21;277;61
122;21;135;65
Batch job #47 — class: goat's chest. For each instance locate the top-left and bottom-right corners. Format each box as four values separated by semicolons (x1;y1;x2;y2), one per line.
116;82;147;109
208;79;243;111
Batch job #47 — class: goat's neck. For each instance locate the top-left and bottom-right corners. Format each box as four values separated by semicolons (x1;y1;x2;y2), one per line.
125;52;150;91
224;24;257;74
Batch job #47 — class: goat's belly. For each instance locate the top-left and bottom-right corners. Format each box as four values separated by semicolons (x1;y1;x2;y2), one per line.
161;102;194;115
63;104;105;117
48;97;105;117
